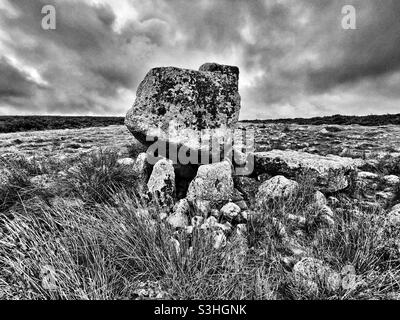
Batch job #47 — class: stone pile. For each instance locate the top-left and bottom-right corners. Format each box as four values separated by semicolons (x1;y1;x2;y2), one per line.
119;63;400;291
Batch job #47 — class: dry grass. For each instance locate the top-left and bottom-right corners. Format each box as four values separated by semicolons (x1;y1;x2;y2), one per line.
1;150;400;300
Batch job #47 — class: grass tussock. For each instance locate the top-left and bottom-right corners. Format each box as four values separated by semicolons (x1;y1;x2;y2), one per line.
1;150;400;300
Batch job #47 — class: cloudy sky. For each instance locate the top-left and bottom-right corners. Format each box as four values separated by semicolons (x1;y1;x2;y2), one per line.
0;0;399;119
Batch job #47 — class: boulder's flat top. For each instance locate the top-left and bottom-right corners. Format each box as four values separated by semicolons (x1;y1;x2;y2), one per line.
253;150;364;172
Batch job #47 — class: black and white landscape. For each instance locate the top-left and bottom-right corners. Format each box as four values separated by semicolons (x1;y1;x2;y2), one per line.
1;0;400;301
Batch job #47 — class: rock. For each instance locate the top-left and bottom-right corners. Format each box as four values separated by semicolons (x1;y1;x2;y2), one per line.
213;230;227;250
240;211;249;221
185;226;194;235
357;171;379;180
341;265;358;291
293;258;341;295
117;158;136;166
167;199;190;229
210;209;221;219
187;160;234;207
387;204;400;227
132;280;169;300
253;150;360;193
0;168;11;188
125;63;241;165
316;205;335;227
220;202;241;220
235;200;248;211
133;153;151;195
218;222;233;233
30;174;56;191
236;224;247;236
313;191;327;207
328;196;340;206
355;172;400;202
383;175;400;187
147;159;176;209
200;217;218;230
256;175;299;207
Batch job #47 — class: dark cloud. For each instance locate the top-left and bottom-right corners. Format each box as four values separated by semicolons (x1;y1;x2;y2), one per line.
0;0;162;114
0;0;400;118
0;57;39;99
306;0;400;92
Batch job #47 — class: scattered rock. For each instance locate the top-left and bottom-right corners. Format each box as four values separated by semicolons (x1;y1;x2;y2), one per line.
30;174;56;190
167;199;190;229
132;153;151;195
235;200;248;211
383;175;400;187
213;230;227;250
187;160;234;207
253;150;360;193
147;158;176;209
132;280;169;300
220;202;241;220
387;204;400;227
256;175;299;207
293;258;341;295
313;191;327;207
117;158;136;166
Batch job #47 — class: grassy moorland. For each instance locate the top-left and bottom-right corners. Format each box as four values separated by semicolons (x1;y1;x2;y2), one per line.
2;113;400;135
1;150;400;300
242;113;400;126
0;116;124;134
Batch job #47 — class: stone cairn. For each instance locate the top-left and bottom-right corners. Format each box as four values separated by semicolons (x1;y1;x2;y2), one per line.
122;62;365;288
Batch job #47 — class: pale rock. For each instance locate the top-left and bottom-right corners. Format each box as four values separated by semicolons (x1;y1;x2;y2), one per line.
256;175;299;207
253;150;360;193
293;258;341;295
220;202;241;220
167;199;190;229
117;158;136;166
187;160;234;207
147;158;176;209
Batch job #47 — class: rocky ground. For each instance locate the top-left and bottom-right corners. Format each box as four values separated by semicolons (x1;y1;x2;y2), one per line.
2;122;400;160
1;122;400;300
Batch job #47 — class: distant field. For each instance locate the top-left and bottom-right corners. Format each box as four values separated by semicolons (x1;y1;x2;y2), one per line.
0;116;124;133
242;113;400;126
2;113;400;134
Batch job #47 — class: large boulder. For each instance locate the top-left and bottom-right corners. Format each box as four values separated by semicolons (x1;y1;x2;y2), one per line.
125;63;241;165
187;160;234;208
253;150;360;193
